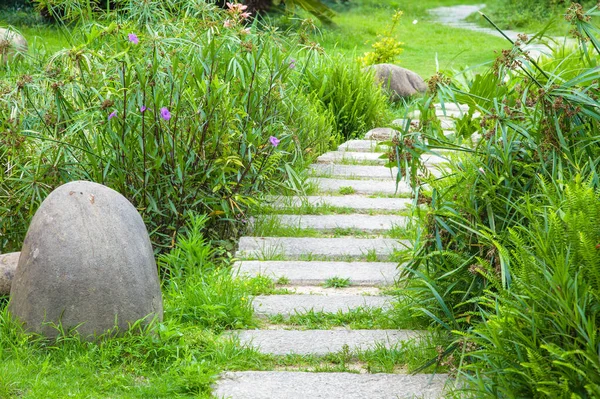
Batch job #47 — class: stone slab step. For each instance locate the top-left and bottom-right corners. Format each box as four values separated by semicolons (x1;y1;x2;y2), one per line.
338;140;387;153
234;260;398;286
266;195;412;212
310;164;397;180
269;214;409;232
363;127;402;141
308;178;410;195
214;371;447;399
253;294;393;316
317;152;450;167
317;151;386;164
233;329;421;355
236;237;408;260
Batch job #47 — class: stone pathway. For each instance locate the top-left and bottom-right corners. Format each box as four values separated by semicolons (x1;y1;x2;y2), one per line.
213;103;466;398
428;4;575;59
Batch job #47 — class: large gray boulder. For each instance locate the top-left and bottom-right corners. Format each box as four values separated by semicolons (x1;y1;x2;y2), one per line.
368;64;427;100
0;27;28;63
9;181;163;339
0;252;19;296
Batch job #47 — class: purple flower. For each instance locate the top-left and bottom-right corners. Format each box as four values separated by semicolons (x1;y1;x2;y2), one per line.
128;33;139;44
269;136;280;147
140;105;147;113
289;58;296;69
160;107;171;120
108;111;117;120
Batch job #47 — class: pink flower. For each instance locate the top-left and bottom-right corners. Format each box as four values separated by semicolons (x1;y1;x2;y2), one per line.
160;107;171;120
269;136;280;147
108;111;117;120
128;33;139;44
241;27;251;34
226;2;247;11
224;19;232;28
241;11;251;19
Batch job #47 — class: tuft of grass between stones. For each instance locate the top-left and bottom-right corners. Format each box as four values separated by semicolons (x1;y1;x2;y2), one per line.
226;335;451;374
323;276;352;288
257;200;412;216
263;303;428;330
247;213;415;240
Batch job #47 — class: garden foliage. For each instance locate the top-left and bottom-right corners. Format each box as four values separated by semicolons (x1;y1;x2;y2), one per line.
397;3;600;397
0;0;351;252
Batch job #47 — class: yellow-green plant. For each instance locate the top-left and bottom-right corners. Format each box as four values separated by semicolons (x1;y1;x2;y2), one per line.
359;10;404;66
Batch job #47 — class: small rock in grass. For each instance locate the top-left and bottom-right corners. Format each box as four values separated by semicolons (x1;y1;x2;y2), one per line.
0;252;19;296
9;181;163;340
0;27;28;63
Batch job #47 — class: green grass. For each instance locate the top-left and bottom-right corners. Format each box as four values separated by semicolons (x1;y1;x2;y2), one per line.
264;304;425;330
308;0;509;78
249;215;412;239
468;1;600;36
257;200;410;216
0;6;70;55
338;186;356;195
323;276;351;288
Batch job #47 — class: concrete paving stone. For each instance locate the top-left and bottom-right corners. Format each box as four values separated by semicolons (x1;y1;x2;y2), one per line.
214;371;447;399
266;195;412;212
252;294;394;316
438;117;455;130
308;178;411;195
310;164;398;180
363;127;402;141
317;151;387;164
271;214;409;232
316;151;449;168
338;140;388;153
234;260;398;285
290;286;383;295
434;102;469;112
236;237;409;260
233;329;421;355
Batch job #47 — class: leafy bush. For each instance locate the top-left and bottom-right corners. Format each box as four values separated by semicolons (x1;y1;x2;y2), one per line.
359;10;404;67
303;55;390;140
396;3;600;396
456;178;600;398
0;5;335;252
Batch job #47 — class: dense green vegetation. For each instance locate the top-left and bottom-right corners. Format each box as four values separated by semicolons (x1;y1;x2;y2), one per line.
0;0;398;253
3;0;600;397
474;0;598;34
396;3;600;397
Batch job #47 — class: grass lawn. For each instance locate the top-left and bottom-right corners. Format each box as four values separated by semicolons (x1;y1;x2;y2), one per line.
310;0;509;77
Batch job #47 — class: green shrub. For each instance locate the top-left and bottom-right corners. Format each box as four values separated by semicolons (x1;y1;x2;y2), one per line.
304;55;390;140
397;3;600;395
359;10;404;67
0;8;335;252
457;179;600;397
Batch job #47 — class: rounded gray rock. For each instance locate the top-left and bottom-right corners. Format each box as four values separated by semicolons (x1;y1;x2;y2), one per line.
368;64;427;100
0;27;28;63
9;181;163;339
0;252;19;296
